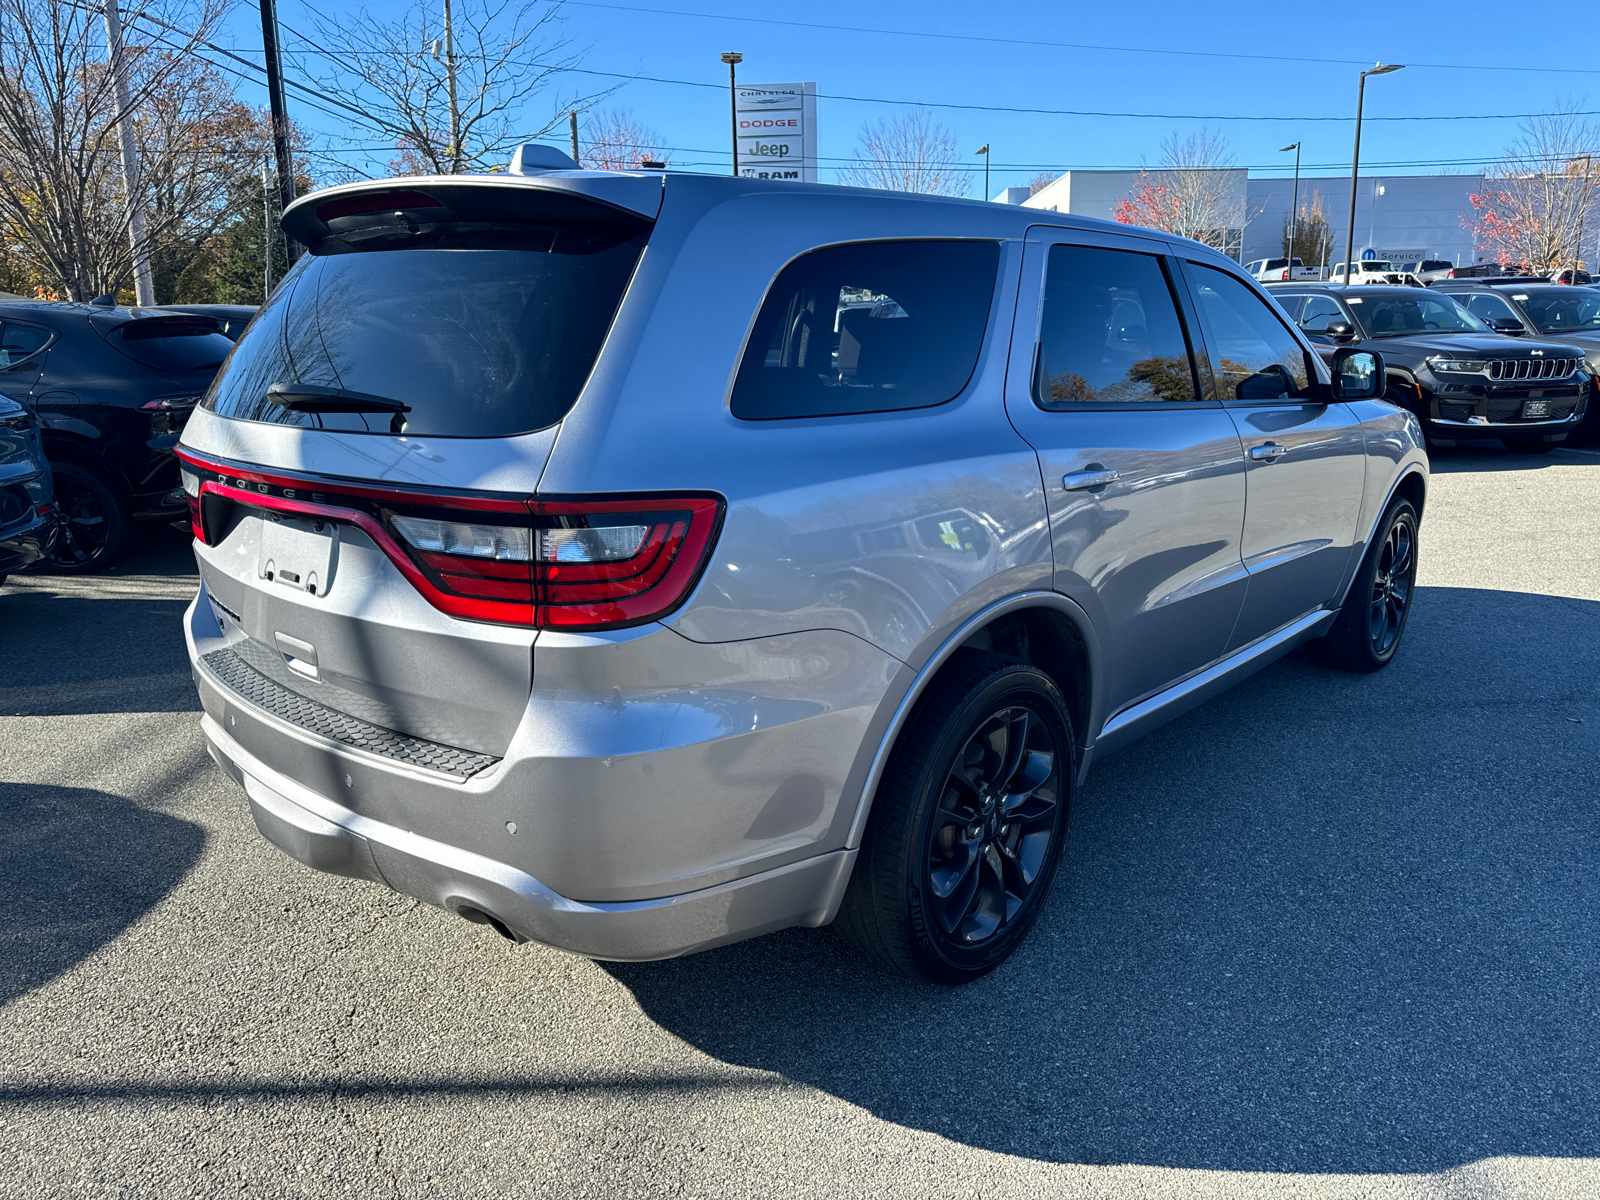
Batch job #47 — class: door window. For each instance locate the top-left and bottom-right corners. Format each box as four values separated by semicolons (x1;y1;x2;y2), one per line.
1460;292;1520;325
0;322;49;368
1187;265;1315;401
1298;294;1351;336
1033;245;1199;406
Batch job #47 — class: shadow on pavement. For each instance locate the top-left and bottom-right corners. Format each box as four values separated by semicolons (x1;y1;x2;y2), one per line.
606;585;1600;1175
0;526;199;716
0;781;205;1006
1428;443;1600;473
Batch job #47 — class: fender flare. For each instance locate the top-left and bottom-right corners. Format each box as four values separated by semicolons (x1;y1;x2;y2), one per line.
842;590;1101;849
1332;463;1427;609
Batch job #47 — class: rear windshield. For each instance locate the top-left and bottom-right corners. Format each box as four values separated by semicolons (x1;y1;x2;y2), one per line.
109;318;235;373
202;215;649;438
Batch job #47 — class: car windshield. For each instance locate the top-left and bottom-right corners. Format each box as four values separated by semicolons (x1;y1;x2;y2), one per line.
1515;289;1600;332
1353;292;1487;336
1358;260;1394;272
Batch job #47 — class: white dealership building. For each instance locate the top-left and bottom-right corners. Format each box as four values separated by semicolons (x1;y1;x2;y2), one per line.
1006;170;1488;267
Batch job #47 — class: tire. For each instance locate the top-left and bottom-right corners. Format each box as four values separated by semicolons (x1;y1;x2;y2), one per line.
1307;498;1419;673
41;461;134;574
1501;438;1556;455
838;652;1075;985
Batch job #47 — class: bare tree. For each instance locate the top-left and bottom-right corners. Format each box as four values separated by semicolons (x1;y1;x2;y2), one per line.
578;107;665;170
838;109;968;197
0;0;230;300
1282;189;1332;270
1467;103;1600;273
1114;129;1247;256
306;0;590;176
1028;171;1057;197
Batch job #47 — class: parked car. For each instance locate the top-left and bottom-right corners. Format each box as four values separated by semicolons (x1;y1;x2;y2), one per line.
1329;259;1399;284
1549;268;1593;286
178;164;1424;984
157;304;259;341
1433;280;1600;441
1242;256;1315;282
1269;282;1589;452
1443;263;1507;280
0;393;55;587
1399;259;1455;284
0;302;236;571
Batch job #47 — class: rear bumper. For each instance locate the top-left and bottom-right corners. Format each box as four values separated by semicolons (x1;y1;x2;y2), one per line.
202;711;856;960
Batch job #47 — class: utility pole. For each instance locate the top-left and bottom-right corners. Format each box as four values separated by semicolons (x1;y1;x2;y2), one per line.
102;0;155;307
258;0;300;263
1574;154;1593;284
442;0;461;172
261;155;274;301
721;52;742;177
569;110;580;165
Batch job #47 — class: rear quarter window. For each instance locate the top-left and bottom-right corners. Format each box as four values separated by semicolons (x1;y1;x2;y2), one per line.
731;239;1000;420
99;316;234;374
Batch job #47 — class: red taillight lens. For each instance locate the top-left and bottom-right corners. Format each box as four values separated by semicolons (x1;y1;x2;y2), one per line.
383;497;721;629
176;451;722;631
535;499;719;629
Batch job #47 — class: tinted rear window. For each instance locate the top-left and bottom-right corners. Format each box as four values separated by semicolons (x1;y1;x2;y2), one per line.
110;318;234;373
731;239;1000;420
202;216;649;438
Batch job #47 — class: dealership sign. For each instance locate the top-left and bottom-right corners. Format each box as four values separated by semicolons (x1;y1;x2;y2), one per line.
736;83;817;183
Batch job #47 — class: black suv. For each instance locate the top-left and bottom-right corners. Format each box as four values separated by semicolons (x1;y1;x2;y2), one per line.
1266;284;1590;453
0;302;236;569
1432;281;1600;442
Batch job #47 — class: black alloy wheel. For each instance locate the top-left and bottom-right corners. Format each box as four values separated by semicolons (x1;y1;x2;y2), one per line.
924;705;1060;948
1367;508;1416;659
1307;498;1420;673
42;461;133;574
839;653;1074;984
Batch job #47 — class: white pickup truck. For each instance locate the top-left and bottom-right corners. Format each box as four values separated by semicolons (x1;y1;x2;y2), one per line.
1244;256;1318;282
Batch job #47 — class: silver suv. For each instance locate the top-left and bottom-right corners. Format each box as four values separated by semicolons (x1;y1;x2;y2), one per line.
178;160;1426;984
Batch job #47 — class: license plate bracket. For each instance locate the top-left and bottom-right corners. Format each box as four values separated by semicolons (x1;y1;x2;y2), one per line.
258;515;338;596
1523;399;1551;418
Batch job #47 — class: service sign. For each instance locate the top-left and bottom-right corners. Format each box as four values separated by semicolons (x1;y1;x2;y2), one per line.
736;82;817;183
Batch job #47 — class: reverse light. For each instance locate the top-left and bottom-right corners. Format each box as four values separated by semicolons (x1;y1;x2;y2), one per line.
391;515;533;561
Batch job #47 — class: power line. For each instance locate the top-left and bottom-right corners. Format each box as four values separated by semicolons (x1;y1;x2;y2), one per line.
565;0;1600;78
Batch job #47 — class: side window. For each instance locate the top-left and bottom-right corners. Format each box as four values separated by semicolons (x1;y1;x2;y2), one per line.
1298;295;1349;335
1462;293;1519;324
1034;244;1199;407
0;322;50;369
1187;264;1314;401
730;240;1000;420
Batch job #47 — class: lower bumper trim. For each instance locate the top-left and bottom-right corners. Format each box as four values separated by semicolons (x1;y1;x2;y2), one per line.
204;714;856;961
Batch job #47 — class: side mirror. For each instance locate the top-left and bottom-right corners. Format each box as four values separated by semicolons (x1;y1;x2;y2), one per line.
1331;347;1385;400
1489;317;1528;335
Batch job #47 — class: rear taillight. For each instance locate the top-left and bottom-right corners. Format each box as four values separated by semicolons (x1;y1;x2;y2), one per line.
1280;268;1290;280
177;448;722;631
385;498;721;629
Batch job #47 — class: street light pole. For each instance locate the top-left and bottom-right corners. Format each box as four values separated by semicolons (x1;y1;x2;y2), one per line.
720;52;743;177
976;144;989;200
1344;63;1403;285
1280;142;1300;278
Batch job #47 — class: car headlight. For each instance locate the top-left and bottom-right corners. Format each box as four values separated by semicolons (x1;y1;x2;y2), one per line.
1425;356;1488;375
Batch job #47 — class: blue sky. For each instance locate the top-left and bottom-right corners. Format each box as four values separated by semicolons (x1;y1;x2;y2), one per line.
210;0;1598;193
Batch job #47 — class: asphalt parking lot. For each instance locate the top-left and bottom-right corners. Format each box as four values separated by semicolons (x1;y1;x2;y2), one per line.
2;444;1598;1199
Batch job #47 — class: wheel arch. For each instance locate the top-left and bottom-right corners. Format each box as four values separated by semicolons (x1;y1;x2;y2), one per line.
842;592;1101;851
